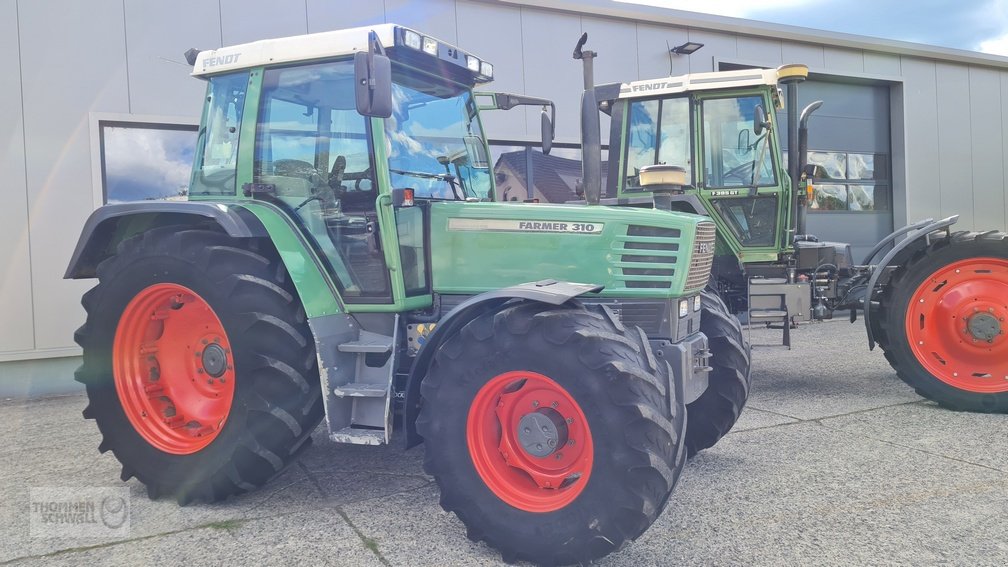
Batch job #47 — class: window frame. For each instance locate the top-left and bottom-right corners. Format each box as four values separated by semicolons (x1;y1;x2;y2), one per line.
698;93;779;191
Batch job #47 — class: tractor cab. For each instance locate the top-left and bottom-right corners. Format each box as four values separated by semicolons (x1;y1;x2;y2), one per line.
597;65;809;264
188;25;501;307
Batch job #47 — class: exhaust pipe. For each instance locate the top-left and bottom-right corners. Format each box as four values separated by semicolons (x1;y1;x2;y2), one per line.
574;33;602;205
796;101;823;236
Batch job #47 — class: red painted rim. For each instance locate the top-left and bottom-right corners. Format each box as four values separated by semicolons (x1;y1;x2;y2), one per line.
113;283;236;454
466;371;593;513
905;257;1008;393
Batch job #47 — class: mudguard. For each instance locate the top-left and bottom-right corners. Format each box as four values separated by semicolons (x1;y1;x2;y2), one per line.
863;215;959;349
403;280;603;448
65;202;267;279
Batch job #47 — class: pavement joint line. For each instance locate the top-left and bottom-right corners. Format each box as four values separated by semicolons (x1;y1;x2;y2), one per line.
298;461;392;567
814;419;1008;476
740;399;927;429
0;518;252;565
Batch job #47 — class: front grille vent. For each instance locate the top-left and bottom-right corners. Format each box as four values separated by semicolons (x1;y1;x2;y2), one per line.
685;221;716;292
616;225;682;289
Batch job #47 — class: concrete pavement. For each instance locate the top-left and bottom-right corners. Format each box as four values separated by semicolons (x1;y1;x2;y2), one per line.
2;318;1007;565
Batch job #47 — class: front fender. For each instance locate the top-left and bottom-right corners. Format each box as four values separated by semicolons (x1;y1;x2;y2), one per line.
863;215;959;349
403;280;603;449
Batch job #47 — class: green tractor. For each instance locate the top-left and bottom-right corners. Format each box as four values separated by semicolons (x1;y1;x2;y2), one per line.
574;34;1008;412
65;25;749;565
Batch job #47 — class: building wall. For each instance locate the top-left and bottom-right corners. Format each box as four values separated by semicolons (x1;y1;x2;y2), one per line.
2;0;1008;367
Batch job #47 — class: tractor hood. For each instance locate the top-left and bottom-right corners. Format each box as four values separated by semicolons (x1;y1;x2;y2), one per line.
428;202;714;298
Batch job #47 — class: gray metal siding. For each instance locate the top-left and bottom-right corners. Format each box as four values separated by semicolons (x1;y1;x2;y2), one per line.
0;0;34;353
968;67;1005;231
18;0;129;352
124;0;221;117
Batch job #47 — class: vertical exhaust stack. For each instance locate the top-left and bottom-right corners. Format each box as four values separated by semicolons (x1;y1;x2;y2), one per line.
797;100;823;237
574;33;602;205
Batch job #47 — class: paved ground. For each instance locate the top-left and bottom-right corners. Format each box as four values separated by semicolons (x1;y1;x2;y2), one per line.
2;319;1007;566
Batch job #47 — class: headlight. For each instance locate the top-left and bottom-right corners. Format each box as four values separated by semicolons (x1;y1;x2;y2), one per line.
403;30;422;51
480;61;494;79
466;55;480;72
678;299;690;318
422;36;438;55
694;295;702;312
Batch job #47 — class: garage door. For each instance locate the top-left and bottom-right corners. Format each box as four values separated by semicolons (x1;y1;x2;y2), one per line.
777;80;894;262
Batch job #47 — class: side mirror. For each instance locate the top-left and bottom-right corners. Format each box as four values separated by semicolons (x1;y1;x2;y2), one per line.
541;109;554;156
753;104;770;136
354;35;393;118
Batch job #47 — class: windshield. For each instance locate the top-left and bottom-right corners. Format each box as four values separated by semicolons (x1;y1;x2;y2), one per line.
385;66;491;200
624;97;691;190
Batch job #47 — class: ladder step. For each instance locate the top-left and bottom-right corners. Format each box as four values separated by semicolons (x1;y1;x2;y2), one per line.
337;330;393;354
333;383;387;398
750;309;788;318
330;427;386;445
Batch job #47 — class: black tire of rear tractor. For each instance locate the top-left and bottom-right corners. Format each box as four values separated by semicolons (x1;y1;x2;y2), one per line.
876;230;1008;412
416;301;686;566
683;287;752;457
74;227;323;504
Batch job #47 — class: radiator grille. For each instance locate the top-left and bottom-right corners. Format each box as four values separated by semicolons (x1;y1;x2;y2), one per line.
685;221;716;292
615;225;681;289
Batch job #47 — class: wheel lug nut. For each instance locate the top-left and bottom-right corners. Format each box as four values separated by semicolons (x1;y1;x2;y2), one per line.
524;427;531;434
532;401;539;408
566;417;574;424
551;401;558;408
555;452;563;459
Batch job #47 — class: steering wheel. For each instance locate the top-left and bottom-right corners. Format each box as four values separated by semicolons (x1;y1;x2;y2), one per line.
724;161;755;184
328;155;347;190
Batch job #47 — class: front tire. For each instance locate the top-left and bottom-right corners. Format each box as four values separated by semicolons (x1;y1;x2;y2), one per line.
416;302;686;566
74;227;323;503
683;287;752;457
879;231;1008;412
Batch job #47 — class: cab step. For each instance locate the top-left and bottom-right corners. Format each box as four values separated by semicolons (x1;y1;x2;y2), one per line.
333;383;388;398
337;331;393;353
329;427;386;446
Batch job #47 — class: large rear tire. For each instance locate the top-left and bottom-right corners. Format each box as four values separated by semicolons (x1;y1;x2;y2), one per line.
416;302;686;566
878;231;1008;412
74;227;323;503
684;287;752;457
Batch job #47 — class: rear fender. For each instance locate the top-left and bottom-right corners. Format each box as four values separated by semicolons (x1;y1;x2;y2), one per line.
64;202;267;279
403;280;603;449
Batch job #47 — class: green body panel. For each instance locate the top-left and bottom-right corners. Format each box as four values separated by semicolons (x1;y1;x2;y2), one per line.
228;201;344;317
615;85;795;265
430;202;705;298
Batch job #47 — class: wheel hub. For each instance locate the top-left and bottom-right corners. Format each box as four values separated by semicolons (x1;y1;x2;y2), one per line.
517;409;568;458
201;343;228;377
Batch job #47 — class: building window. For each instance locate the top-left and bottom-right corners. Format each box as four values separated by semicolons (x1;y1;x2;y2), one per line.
99;121;198;204
489;142;608;203
807;151;890;212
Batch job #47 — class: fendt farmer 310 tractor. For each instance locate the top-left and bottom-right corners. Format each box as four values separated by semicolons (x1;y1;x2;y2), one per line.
573;34;1008;413
64;26;748;566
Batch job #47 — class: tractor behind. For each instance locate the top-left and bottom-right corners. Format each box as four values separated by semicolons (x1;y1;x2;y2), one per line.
574;34;1008;412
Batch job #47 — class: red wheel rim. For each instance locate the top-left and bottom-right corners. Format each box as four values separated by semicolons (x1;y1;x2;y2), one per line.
466;371;593;513
113;283;236;454
905;257;1008;393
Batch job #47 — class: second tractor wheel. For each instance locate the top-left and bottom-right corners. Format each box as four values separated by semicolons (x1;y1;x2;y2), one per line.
684;287;752;457
74;227;324;503
416;302;686;566
879;231;1008;412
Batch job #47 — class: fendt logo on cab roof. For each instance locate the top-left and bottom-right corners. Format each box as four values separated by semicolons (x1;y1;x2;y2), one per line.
203;53;241;70
625;81;675;93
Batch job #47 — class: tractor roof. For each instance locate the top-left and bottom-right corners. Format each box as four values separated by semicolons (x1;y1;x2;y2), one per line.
616;64;807;99
190;23;494;85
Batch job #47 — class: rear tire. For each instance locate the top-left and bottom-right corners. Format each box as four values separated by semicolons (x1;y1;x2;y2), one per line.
74;227;323;503
684;287;752;457
878;231;1008;412
416;302;686;566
